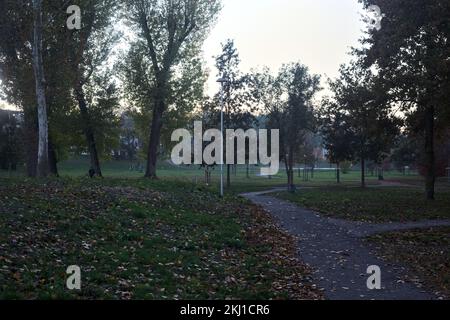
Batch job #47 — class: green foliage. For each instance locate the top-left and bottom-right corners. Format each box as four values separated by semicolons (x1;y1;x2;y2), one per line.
261;63;321;164
358;0;450;197
319;98;356;166
118;41;207;158
123;0;223;177
327;60;401;165
211;39;258;130
0;0;121;172
359;0;450;121
0;110;23;170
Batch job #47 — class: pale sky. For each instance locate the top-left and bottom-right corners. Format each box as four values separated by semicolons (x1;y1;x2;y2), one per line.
202;0;367;97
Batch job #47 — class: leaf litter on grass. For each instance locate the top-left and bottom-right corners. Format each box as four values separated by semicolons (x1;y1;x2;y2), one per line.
0;178;323;300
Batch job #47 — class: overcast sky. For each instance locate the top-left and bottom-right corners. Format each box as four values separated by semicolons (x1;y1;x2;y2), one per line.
202;0;367;97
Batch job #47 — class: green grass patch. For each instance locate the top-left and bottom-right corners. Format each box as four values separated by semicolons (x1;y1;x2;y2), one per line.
0;177;321;300
3;157;436;194
271;187;450;222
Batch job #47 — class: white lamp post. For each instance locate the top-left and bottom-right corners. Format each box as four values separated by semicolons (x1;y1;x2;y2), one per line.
217;77;228;197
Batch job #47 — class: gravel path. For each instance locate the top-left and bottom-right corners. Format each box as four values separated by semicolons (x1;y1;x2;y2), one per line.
242;189;450;300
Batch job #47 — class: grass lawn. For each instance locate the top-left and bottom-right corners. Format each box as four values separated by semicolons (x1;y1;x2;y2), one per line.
367;227;450;299
0;177;322;300
271;187;450;223
4;157;440;194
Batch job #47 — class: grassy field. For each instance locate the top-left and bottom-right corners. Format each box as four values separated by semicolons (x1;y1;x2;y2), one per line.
49;158;444;191
1;159;449;299
367;227;450;299
0;177;322;300
3;157;443;190
272;187;450;223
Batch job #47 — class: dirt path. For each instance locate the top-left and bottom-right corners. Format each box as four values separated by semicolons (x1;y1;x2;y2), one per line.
241;190;450;300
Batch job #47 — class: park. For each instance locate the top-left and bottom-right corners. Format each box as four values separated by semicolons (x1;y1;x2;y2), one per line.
0;0;449;303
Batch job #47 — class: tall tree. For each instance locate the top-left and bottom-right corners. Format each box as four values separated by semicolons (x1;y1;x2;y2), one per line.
67;0;119;177
319;99;356;183
125;0;221;179
261;63;320;192
119;39;208;162
359;0;450;199
0;0;119;177
31;0;49;177
329;61;400;187
214;40;257;188
281;64;320;191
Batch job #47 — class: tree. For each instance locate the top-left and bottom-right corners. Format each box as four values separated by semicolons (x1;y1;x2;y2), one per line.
31;0;50;177
261;63;320;192
328;60;400;187
214;40;257;187
0;1;118;177
319;99;356;183
1;1;69;177
119;38;208;164
359;0;450;199
65;0;119;177
124;0;221;179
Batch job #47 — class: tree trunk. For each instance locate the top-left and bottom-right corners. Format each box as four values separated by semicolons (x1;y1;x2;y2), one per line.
75;86;103;177
145;97;164;179
48;137;59;177
378;166;384;181
361;157;366;188
32;0;49;177
286;167;292;191
425;104;435;200
287;147;295;192
336;162;341;184
246;164;250;179
204;167;211;185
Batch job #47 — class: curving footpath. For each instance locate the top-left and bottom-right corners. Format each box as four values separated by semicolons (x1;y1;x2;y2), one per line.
241;189;450;300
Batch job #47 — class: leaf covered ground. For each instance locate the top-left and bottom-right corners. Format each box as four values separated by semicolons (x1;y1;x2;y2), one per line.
272;187;450;223
0;178;322;300
367;227;450;299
